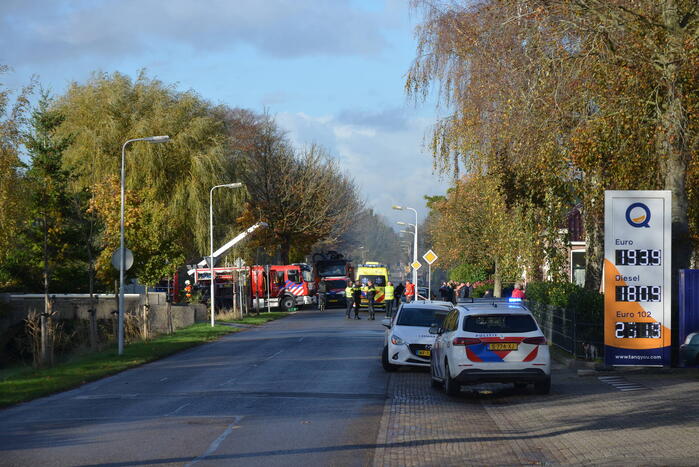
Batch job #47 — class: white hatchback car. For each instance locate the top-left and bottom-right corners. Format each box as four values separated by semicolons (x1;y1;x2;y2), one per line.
430;300;551;394
381;301;452;372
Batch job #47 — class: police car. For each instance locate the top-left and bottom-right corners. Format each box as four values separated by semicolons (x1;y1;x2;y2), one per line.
429;299;551;395
381;301;452;372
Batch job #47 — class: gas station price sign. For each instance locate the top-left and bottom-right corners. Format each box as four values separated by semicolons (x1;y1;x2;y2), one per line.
604;191;671;367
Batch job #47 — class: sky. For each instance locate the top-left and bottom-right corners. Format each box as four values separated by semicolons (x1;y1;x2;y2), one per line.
0;0;450;227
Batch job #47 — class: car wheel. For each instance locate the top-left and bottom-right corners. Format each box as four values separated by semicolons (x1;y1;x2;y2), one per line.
280;295;295;310
534;377;551;395
444;360;460;396
382;346;398;372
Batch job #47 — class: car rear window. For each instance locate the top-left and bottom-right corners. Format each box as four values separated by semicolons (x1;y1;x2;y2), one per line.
396;307;448;327
464;314;538;333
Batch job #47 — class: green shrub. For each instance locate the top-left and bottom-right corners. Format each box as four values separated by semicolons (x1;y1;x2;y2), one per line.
568;286;604;323
525;282;550;305
548;282;579;308
525;281;603;322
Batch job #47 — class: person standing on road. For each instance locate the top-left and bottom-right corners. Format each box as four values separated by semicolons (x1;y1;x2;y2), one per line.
351;281;363;319
462;282;471;299
363;280;377;320
404;280;415;303
384;281;395;318
317;278;327;311
345;281;354;319
394;282;404;306
439;282;449;301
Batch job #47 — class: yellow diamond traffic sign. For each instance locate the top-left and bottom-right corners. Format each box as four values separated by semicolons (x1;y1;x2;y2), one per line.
411;260;422;270
423;249;438;265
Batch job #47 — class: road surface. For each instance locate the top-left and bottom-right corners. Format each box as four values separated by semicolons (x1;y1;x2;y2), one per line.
1;311;386;466
3;308;699;466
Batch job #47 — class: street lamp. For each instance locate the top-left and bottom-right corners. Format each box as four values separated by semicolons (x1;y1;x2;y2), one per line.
119;135;170;355
393;205;419;288
210;182;244;327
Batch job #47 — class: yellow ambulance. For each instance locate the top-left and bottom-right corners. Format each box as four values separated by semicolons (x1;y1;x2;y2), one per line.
355;262;389;308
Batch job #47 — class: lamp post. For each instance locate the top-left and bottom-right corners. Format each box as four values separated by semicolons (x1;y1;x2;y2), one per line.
119;135;170;355
393;205;419;287
395;211;419;287
210;183;244;327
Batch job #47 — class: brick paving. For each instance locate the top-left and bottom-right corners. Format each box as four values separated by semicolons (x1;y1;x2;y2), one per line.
373;366;699;466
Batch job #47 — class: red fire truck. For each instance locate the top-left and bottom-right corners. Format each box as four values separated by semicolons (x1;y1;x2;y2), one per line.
194;264;314;311
312;251;353;286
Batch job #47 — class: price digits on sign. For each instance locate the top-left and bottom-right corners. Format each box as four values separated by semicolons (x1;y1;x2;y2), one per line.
615;285;661;302
615;322;661;339
615;249;661;266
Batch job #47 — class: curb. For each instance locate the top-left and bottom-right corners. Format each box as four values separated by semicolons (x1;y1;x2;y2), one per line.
552;351;698;377
551;350;597;370
577;365;699;377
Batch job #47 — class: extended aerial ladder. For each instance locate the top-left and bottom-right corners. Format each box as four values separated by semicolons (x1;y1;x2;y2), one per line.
187;221;268;276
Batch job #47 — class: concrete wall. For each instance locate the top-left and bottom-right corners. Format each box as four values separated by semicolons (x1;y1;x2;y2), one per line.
0;293;206;336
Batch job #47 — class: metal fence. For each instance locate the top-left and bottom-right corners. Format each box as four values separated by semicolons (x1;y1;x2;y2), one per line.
529;303;604;360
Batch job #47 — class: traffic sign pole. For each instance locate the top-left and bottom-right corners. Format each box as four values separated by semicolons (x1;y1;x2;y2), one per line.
428;264;431;300
422;250;438;301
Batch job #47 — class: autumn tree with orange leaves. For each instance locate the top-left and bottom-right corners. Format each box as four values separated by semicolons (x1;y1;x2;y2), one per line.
409;0;699;292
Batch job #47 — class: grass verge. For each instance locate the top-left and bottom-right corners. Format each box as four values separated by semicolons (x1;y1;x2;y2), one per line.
218;311;291;325
0;323;239;409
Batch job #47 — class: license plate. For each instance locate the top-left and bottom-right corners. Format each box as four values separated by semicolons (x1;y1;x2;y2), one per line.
417;349;431;357
489;343;518;351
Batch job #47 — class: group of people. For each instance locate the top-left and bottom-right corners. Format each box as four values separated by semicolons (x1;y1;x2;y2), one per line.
343;280;418;320
438;281;472;304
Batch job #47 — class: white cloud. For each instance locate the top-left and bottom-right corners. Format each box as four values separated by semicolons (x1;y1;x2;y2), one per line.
276;107;448;227
0;0;389;67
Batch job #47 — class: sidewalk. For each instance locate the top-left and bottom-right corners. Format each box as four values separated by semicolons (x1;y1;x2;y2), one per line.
373;363;699;466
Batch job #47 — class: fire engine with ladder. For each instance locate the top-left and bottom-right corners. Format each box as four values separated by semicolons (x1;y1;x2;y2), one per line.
187;222;314;311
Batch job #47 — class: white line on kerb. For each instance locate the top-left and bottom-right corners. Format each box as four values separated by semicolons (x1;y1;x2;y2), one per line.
186;416;244;466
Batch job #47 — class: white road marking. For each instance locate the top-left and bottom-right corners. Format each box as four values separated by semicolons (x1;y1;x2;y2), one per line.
298;337;305;343
598;376;646;392
160;377;168;382
165;403;190;417
217;377;237;387
265;350;283;360
186;416;244;466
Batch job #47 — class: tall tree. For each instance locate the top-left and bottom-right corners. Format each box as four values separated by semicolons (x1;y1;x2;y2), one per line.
22;92;79;365
0;66;34;290
54;71;238;263
407;0;698;292
229;111;362;264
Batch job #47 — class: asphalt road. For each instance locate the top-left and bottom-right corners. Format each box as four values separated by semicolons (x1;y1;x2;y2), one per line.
0;310;388;467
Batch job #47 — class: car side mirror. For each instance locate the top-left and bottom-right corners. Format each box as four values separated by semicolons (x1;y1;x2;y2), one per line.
429;325;441;335
381;318;392;329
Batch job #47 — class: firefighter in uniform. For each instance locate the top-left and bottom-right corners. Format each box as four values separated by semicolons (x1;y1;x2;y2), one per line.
345;282;354;319
384;281;395;318
351;281;362;319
